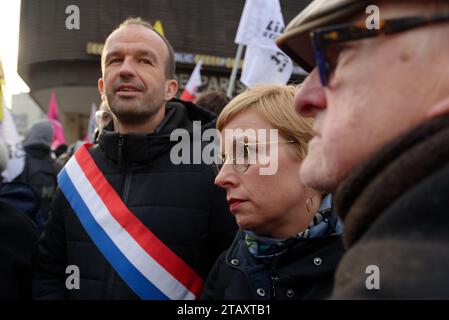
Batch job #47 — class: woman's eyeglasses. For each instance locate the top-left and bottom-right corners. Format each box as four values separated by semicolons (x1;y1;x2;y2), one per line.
214;140;294;174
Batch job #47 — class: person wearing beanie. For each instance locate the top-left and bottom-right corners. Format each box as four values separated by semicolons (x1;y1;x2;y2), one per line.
22;120;54;149
15;120;62;223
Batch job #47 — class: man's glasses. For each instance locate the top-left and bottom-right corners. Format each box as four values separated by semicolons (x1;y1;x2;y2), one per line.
214;140;294;174
311;12;449;86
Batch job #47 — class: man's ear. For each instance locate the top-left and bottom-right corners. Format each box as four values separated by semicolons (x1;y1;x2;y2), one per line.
98;78;104;98
426;95;449;120
165;79;179;101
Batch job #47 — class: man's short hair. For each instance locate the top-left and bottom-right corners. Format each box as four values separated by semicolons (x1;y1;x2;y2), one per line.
108;17;176;79
195;90;231;116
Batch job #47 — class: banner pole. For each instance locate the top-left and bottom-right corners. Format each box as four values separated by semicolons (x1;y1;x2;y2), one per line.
226;44;244;99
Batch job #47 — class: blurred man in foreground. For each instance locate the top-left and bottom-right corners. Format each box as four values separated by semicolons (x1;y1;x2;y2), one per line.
278;0;449;298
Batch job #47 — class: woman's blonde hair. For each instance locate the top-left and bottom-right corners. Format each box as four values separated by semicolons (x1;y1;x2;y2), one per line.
217;84;313;160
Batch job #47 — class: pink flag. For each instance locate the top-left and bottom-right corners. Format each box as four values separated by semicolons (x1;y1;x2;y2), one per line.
180;60;203;102
47;91;66;149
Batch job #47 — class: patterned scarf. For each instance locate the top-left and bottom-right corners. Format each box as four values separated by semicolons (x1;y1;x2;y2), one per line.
244;194;342;261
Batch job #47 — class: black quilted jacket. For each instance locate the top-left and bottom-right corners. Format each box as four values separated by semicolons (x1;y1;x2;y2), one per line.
33;100;237;299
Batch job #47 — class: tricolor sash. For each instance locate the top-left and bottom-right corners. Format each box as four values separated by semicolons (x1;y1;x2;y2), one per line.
58;144;203;300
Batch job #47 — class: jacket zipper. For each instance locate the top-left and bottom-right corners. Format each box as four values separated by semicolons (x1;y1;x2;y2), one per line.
271;275;279;298
117;133;132;206
123;167;132;203
107;134;126;298
118;134;124;165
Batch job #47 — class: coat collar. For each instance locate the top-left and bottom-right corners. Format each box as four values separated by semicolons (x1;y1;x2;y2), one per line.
97;100;216;164
225;229;342;271
335;113;449;248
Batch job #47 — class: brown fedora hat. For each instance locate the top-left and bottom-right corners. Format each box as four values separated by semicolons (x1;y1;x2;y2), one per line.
277;0;371;72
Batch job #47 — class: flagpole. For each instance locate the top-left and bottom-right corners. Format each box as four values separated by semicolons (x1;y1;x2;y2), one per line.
226;44;244;99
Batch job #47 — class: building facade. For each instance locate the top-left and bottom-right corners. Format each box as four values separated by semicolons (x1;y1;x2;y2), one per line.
18;0;310;142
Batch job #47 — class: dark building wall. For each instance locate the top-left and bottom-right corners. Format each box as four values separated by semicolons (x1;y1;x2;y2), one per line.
19;0;310;89
18;0;311;141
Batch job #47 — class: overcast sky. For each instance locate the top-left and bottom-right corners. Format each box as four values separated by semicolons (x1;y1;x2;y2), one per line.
0;0;30;107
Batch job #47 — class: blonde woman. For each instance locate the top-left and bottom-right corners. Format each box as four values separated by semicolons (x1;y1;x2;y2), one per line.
202;85;344;300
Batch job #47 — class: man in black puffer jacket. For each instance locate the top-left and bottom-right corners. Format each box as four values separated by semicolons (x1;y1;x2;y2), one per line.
33;17;237;300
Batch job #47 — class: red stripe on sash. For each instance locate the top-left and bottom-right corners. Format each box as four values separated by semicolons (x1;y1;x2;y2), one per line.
75;145;203;297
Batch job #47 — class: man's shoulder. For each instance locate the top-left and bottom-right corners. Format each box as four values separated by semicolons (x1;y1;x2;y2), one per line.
84;144;108;165
388;160;449;221
86;144;102;155
332;162;449;298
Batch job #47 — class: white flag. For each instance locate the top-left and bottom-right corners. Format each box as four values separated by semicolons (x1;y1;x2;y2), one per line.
0;103;25;182
241;46;293;87
235;0;293;87
235;0;285;49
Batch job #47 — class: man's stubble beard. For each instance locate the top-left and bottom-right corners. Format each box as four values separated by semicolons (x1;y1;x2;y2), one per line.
106;91;165;126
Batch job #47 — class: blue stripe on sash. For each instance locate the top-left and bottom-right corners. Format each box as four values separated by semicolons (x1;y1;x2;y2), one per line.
58;168;169;300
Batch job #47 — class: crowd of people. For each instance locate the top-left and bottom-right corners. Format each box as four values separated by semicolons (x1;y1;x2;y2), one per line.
1;0;449;300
